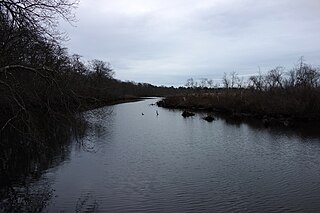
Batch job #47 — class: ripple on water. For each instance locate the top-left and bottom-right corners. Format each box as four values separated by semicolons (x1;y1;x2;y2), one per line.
32;99;320;212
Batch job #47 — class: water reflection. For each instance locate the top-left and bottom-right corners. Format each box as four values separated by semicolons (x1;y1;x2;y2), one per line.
212;112;320;140
76;193;99;212
0;108;112;212
76;106;114;153
1;99;320;212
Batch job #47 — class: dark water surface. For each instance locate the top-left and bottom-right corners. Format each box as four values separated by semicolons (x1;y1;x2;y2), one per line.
2;98;320;212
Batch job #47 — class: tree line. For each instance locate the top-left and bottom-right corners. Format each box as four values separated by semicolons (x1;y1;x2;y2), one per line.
185;58;320;91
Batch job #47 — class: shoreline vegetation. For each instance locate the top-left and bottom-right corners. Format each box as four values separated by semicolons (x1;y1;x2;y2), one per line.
157;63;320;127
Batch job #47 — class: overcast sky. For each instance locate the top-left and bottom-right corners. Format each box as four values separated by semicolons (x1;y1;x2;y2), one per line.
60;0;320;86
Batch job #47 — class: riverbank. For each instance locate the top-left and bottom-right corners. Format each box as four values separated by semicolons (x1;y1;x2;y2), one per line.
157;89;320;127
78;95;148;112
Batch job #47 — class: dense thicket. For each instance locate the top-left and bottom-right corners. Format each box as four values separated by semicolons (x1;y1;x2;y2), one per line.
1;1;77;140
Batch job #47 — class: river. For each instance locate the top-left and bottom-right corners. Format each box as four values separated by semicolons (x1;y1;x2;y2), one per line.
1;98;320;212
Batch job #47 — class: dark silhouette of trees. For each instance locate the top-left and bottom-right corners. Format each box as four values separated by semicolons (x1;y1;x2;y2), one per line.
248;70;264;91
230;71;240;88
295;63;319;88
89;59;114;80
265;66;284;89
0;0;78;38
185;78;195;88
70;54;87;75
222;73;230;89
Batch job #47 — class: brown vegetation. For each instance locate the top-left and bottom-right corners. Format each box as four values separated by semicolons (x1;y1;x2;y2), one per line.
158;61;320;126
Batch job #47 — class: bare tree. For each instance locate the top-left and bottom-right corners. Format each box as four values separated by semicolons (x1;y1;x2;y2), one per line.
90;59;114;79
207;79;213;88
222;72;230;89
238;77;244;88
249;69;264;91
230;71;240;88
285;70;297;87
185;78;194;88
0;0;79;70
0;0;78;38
296;65;319;88
70;54;87;75
194;81;198;88
293;57;320;88
200;78;208;88
265;66;284;89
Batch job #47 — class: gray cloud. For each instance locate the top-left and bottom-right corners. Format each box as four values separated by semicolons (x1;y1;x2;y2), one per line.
60;0;320;86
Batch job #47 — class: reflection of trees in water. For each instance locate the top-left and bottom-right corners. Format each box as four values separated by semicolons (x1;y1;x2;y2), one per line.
214;113;320;139
78;106;114;153
76;193;99;212
0;113;80;211
0;108;112;212
1;181;53;212
0;107;114;212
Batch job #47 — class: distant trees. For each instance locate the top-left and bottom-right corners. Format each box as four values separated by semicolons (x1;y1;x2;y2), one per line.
265;66;284;89
89;60;114;79
185;78;195;88
247;61;320;91
220;72;241;89
221;59;320;91
185;72;241;89
222;73;230;88
185;78;217;89
200;78;208;88
295;64;319;88
183;58;320;91
70;54;87;75
230;71;240;88
248;72;264;91
248;67;284;90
